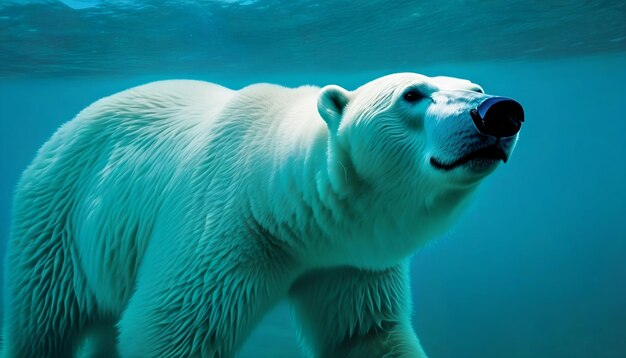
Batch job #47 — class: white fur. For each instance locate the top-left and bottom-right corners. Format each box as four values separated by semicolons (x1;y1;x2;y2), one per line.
3;73;513;357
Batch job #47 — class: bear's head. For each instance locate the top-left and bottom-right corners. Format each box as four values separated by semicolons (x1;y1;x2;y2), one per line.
317;73;523;263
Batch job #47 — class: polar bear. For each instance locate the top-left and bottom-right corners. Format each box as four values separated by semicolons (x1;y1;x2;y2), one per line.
3;73;523;357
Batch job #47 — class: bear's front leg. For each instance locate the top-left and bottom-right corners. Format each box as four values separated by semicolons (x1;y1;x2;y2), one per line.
289;262;428;358
117;226;297;358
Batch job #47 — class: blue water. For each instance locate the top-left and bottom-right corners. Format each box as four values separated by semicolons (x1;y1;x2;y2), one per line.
1;1;625;357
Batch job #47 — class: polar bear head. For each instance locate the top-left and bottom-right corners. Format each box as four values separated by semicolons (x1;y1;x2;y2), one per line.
317;73;523;256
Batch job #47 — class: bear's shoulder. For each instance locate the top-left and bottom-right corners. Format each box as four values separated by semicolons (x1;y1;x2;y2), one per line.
224;84;320;117
235;83;318;99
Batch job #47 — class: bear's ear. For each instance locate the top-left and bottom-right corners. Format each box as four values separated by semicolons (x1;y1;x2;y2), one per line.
318;85;351;131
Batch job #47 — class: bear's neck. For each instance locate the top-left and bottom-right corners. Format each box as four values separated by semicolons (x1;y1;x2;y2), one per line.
236;112;361;267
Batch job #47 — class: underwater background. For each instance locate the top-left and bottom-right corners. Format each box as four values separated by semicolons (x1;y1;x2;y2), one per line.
0;1;625;357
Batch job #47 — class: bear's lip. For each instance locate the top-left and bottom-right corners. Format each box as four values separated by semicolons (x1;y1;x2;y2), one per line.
430;145;508;171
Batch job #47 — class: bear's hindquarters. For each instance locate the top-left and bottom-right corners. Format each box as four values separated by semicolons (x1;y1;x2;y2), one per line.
3;222;107;358
3;168;112;357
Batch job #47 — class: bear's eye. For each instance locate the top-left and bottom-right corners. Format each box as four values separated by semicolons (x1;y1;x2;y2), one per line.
403;89;426;103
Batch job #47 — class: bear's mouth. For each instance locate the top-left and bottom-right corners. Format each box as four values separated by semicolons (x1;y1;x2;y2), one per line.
430;145;508;171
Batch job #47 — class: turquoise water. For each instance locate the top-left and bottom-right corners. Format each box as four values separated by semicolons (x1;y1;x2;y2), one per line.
1;1;625;357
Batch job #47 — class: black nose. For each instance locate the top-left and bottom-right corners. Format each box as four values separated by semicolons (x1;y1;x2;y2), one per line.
470;97;524;138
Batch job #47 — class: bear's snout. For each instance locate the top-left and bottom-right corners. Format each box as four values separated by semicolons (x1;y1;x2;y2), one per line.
470;97;524;138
